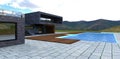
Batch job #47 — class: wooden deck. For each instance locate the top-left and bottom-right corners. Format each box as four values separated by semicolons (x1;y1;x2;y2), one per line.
26;33;79;44
0;33;120;59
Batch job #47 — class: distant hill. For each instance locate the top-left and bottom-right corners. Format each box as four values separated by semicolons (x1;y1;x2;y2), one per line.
55;19;120;30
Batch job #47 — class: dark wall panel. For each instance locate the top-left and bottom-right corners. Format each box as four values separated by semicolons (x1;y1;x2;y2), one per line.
0;15;24;47
25;12;40;25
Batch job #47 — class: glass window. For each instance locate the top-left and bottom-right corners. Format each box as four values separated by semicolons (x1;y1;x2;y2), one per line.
40;17;51;22
0;22;16;41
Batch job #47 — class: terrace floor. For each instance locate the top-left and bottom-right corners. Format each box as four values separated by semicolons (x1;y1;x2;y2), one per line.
0;33;120;59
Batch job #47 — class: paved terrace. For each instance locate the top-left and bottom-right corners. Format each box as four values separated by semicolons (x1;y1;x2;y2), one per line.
0;33;120;59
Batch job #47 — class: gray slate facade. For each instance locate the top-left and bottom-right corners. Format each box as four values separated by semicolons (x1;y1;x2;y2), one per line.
0;15;25;47
25;11;62;25
25;11;63;35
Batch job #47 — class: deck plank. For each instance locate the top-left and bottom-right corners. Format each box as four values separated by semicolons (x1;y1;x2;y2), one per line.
114;33;120;45
101;43;112;59
89;42;106;59
76;42;100;59
112;43;120;59
65;42;96;59
49;41;87;58
1;33;120;59
111;33;120;59
54;41;92;59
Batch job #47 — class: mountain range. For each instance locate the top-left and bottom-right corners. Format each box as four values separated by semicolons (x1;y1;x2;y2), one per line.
55;19;120;30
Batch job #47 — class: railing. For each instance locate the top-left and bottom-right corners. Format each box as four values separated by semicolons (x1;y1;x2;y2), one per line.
0;9;23;18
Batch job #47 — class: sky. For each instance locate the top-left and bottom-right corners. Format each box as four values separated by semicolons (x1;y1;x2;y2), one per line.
0;0;120;21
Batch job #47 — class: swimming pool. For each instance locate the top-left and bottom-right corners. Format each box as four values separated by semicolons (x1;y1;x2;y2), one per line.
57;32;117;43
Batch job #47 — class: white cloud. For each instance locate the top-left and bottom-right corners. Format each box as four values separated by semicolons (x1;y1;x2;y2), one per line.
17;0;38;8
1;0;120;21
9;0;27;9
0;0;39;9
30;0;120;21
0;0;11;5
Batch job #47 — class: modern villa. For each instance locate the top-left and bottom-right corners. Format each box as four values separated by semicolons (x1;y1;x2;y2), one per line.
0;9;63;47
25;11;62;36
0;9;120;59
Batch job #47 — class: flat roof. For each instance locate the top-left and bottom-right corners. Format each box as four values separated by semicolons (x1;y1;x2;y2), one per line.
25;11;62;19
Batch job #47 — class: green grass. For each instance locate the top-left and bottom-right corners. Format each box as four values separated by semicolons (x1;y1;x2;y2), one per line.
101;26;120;32
56;26;120;33
56;30;82;32
56;30;99;33
56;28;120;33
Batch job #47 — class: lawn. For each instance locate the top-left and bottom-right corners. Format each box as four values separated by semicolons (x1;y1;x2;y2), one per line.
56;30;82;32
55;30;100;33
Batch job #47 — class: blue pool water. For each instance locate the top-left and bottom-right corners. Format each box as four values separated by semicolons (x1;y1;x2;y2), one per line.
58;32;117;43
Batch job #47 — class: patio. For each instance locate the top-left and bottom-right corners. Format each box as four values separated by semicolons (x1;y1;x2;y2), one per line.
0;33;120;59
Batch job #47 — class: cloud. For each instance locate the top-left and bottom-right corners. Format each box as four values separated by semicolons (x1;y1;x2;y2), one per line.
17;0;39;9
0;0;39;9
1;0;120;21
29;0;63;13
0;0;11;5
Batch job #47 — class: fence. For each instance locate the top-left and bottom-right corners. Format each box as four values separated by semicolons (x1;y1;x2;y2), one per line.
0;9;23;18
